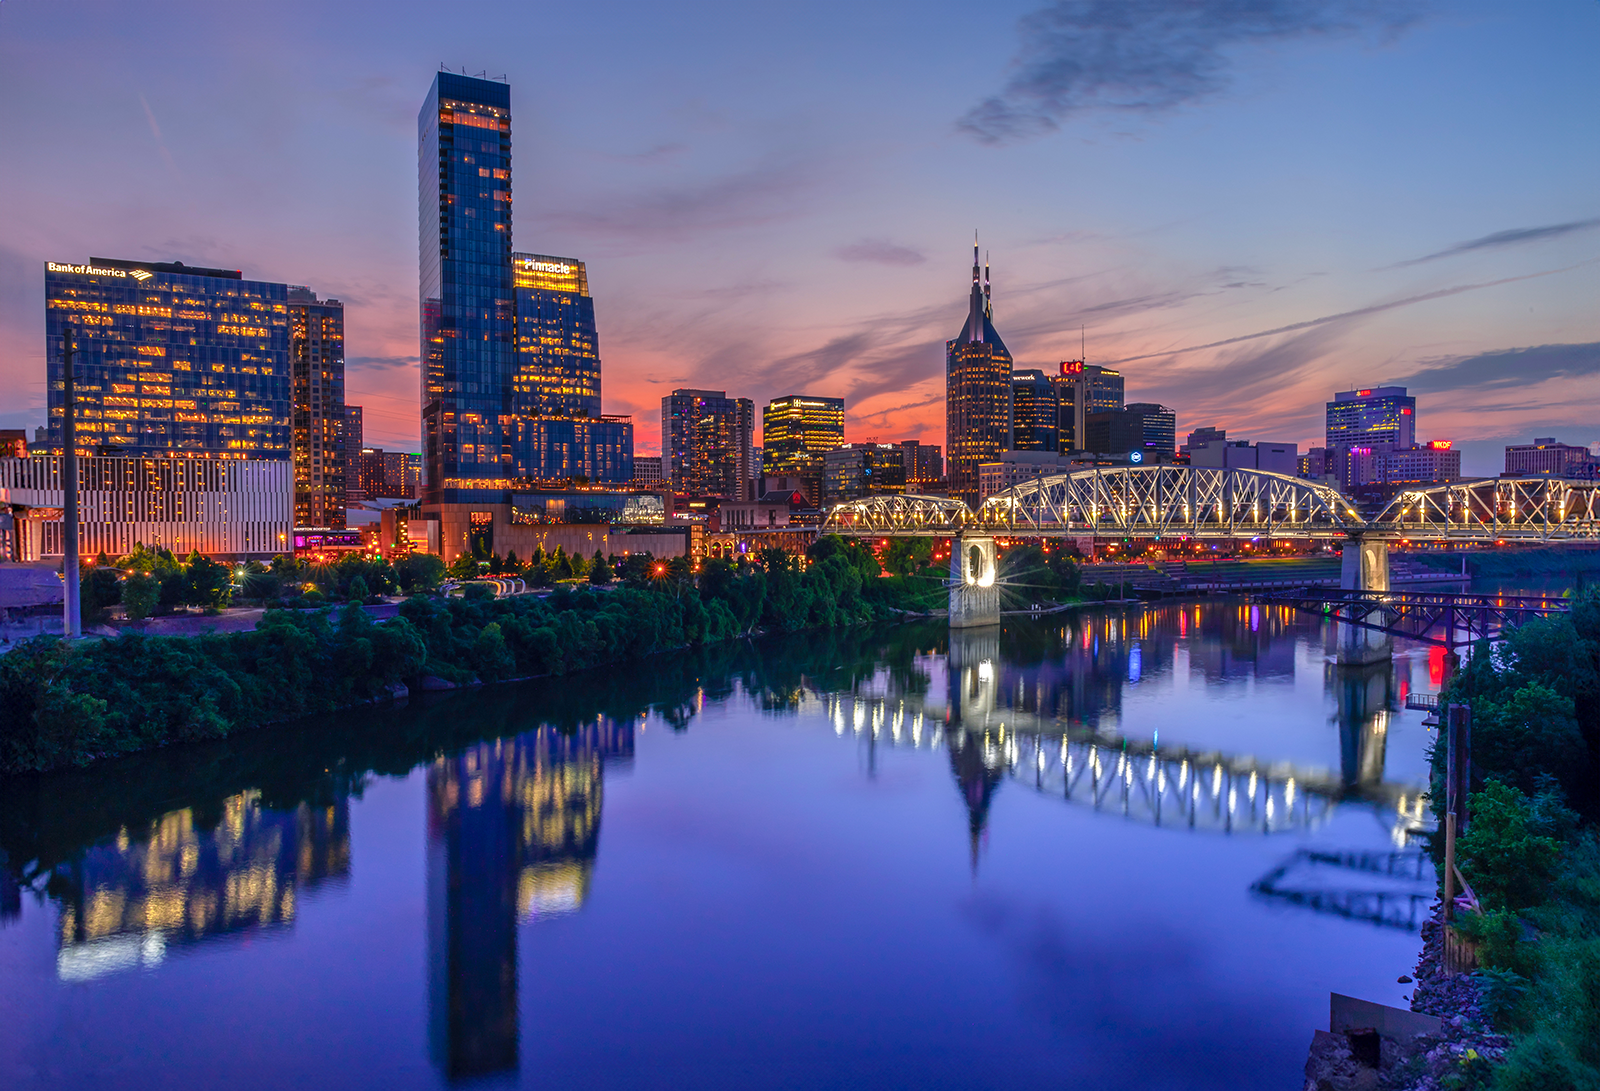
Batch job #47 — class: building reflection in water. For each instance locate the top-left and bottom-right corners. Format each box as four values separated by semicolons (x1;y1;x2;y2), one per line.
50;790;350;982
427;719;633;1083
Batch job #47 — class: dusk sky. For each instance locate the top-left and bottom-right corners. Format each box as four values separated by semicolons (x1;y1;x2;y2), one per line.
2;0;1596;474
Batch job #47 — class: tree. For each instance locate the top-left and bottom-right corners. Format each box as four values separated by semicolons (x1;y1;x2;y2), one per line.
122;572;158;621
446;554;479;580
883;538;932;577
588;550;611;585
183;551;234;611
348;576;371;604
395;553;446;594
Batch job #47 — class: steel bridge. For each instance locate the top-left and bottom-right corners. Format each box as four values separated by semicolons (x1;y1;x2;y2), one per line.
822;468;1600;543
1263;588;1572;648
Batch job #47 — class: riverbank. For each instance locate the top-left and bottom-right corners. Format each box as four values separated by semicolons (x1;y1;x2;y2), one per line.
0;545;955;775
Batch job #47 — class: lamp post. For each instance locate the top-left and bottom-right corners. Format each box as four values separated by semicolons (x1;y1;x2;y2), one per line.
62;324;82;639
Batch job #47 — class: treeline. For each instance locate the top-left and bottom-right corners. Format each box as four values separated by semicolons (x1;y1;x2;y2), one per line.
0;537;960;775
1431;587;1600;1089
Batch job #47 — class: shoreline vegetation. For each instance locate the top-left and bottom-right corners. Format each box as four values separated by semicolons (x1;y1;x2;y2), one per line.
1395;586;1600;1090
0;537;1083;777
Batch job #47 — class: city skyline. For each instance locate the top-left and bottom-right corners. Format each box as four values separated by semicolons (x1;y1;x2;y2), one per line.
2;2;1598;477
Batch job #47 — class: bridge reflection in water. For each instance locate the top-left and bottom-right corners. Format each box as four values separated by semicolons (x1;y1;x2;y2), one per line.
829;604;1429;856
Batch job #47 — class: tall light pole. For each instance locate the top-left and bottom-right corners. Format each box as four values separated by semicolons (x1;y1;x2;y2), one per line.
62;324;81;639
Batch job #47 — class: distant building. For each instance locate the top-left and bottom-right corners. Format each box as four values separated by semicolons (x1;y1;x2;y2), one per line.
44;257;293;460
288;286;346;529
1190;439;1297;475
663;389;755;500
1011;370;1059;452
1297;447;1333;480
1085;403;1176;458
823;443;907;503
344;405;364;500
762;394;844;505
977;451;1076;500
1181;426;1225;457
1326;386;1416;450
357;447;421;499
1382;441;1460;485
899;440;944;492
946;244;1012;504
1504;438;1595;477
630;455;666;490
1057;361;1123;451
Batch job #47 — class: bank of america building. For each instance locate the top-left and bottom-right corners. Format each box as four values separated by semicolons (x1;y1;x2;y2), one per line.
4;258;296;560
419;72;633;560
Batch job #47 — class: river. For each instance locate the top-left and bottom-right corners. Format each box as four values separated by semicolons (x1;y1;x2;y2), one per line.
0;598;1470;1089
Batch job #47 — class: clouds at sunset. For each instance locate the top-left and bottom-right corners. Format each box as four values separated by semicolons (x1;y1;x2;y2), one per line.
0;0;1595;478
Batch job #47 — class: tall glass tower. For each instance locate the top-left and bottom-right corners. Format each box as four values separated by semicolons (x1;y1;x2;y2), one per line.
945;243;1012;505
419;72;515;504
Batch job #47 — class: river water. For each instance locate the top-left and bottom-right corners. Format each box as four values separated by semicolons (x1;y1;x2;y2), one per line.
0;600;1459;1089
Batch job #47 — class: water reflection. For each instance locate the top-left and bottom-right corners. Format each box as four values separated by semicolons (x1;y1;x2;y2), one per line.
427;720;633;1082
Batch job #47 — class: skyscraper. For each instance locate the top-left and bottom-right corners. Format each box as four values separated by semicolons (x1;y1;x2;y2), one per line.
44;258;292;460
1325;387;1416;450
1056;360;1124;451
344;404;364;500
419;72;515;503
288;287;346;528
663;389;755;500
762;394;844;505
946;244;1012;504
1010;370;1059;452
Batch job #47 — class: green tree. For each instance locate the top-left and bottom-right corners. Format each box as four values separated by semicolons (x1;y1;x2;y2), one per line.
1459;780;1570;912
588;550;611;585
394;553;445;594
183;551;234;611
446;554;479;580
122;572;158;621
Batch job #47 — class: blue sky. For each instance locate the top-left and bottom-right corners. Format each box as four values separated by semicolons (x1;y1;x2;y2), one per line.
1;0;1595;474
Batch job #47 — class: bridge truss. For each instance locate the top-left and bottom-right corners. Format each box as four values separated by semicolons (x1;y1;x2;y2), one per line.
1372;476;1600;542
821;468;1600;543
1264;588;1572;647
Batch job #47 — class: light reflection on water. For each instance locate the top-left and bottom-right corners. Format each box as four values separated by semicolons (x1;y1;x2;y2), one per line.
0;600;1464;1090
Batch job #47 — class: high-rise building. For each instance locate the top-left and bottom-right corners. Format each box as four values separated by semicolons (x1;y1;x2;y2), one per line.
420;72;516;503
762;395;844;504
1011;370;1059;452
1504;438;1596;477
899;440;944;492
1055;360;1123;451
344;405;364;500
946;244;1012;504
822;443;907;503
1084;403;1176;457
44;258;292;460
663;389;755;500
510;254;598;419
1326;387;1416;450
288;287;346;528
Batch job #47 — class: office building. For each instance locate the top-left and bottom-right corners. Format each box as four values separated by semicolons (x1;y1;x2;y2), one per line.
1057;361;1123;451
1382;441;1460;484
1181;426;1225;458
1190;439;1297;475
344;405;364;499
356;447;422;499
762;395;844;504
288;287;346;528
663;389;755;500
44;257;292;460
946;245;1013;503
2;454;292;561
977;451;1076;500
1326;387;1416;450
419;72;516;503
1085;403;1176;458
822;443;907;503
1011;370;1060;452
900;440;944;492
630;455;666;490
510;253;599;419
1504;438;1596;477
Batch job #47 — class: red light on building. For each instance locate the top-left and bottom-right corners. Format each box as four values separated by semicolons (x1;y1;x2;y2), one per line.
1429;440;1452;450
1401;407;1412;415
1059;360;1084;375
1357;389;1372;397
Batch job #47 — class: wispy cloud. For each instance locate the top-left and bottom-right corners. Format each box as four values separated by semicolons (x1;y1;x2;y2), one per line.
961;0;1424;144
138;93;181;179
348;354;417;370
1386;217;1600;268
834;239;926;266
1104;262;1595;365
1399;342;1600;394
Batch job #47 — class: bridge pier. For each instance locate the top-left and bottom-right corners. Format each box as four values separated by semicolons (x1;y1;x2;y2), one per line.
949;534;1000;628
1339;537;1392;664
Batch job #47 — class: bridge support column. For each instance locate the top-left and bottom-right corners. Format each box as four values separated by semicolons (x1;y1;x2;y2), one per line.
949;535;1000;628
1339;536;1392;664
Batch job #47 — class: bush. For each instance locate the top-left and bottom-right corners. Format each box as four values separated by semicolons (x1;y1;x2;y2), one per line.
122;572;159;621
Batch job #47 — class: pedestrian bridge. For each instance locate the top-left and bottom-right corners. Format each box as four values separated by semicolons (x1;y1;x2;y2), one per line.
822;467;1600;543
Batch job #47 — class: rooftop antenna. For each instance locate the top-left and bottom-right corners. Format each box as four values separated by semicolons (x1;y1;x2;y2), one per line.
983;250;991;319
1082;325;1086;365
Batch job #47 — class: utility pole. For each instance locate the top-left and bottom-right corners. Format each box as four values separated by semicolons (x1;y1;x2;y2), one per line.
62;324;81;639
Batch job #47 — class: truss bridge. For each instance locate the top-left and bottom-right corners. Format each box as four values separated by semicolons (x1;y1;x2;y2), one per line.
1262;588;1571;648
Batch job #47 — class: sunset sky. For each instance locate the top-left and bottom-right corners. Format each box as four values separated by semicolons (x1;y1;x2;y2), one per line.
2;0;1596;475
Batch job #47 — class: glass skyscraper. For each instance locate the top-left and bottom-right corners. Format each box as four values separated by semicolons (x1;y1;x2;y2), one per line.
1325;386;1416;450
663;389;755;500
288;287;346;527
419;73;516;503
512;253;599;419
44;258;292;460
761;394;844;504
